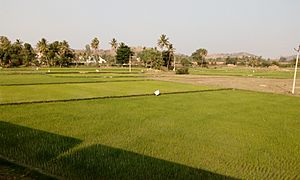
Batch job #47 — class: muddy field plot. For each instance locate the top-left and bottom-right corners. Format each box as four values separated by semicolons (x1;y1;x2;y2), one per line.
151;74;300;96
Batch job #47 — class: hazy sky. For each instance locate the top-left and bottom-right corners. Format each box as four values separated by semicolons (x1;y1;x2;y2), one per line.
1;0;299;58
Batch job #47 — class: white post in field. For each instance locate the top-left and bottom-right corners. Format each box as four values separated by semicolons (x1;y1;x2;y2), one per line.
292;45;300;94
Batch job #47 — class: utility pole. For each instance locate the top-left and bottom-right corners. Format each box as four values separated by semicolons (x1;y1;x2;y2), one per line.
292;45;300;94
129;55;132;72
173;55;176;71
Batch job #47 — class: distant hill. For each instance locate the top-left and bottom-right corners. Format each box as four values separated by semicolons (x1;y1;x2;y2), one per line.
207;52;259;59
282;55;297;61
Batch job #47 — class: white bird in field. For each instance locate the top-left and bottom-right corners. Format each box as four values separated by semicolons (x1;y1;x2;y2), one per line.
154;90;160;96
96;69;99;72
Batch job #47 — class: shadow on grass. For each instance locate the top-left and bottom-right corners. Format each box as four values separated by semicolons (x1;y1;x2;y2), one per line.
0;121;235;179
55;144;235;179
0;158;56;179
0;121;82;171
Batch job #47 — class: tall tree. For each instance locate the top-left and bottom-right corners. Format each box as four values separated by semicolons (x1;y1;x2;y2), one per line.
109;38;118;64
116;42;133;64
110;38;118;51
47;41;60;66
158;34;174;69
157;34;169;51
22;43;36;66
167;44;175;70
191;48;208;67
137;48;162;69
42;40;75;67
57;40;74;67
0;36;12;66
10;39;24;66
36;38;49;66
84;44;92;60
91;37;100;62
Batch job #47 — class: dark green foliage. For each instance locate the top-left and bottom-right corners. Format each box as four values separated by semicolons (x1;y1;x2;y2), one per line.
116;43;133;64
261;60;272;67
0;36;12;66
9;40;24;67
271;61;280;66
22;43;36;66
191;48;208;67
225;56;238;65
180;57;192;67
162;50;173;69
176;67;189;74
137;48;163;69
36;39;75;67
36;38;49;66
0;37;37;67
56;40;75;67
47;41;60;66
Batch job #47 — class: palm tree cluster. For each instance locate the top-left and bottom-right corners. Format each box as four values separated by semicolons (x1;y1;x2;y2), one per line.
1;34;210;69
0;36;36;67
191;48;208;67
157;34;175;69
36;38;75;67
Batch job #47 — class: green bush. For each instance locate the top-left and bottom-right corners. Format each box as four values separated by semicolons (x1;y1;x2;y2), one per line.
176;67;189;74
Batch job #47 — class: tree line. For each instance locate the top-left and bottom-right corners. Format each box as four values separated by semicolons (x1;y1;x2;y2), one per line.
0;34;179;69
0;36;75;67
1;34;294;69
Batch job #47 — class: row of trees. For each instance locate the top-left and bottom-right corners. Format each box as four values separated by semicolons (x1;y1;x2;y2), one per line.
36;38;75;67
0;36;75;67
2;34;293;69
0;37;36;67
0;34;209;69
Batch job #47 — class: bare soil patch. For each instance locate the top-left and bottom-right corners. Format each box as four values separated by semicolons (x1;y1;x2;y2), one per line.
150;74;300;96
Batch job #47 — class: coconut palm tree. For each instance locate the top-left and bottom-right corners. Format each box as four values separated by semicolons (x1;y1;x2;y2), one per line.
57;40;73;67
36;38;49;66
157;34;170;69
91;37;100;51
167;44;175;70
110;38;118;51
157;34;169;51
91;37;100;62
198;48;208;67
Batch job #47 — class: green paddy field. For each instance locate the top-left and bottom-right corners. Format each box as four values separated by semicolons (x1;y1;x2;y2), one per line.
0;67;299;179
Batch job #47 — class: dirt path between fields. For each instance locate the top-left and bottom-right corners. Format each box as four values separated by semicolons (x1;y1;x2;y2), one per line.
150;74;300;96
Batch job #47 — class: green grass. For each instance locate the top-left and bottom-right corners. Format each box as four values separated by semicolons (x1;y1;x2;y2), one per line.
190;67;294;79
0;90;299;179
0;74;145;85
0;67;144;74
0;69;299;179
0;81;212;103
